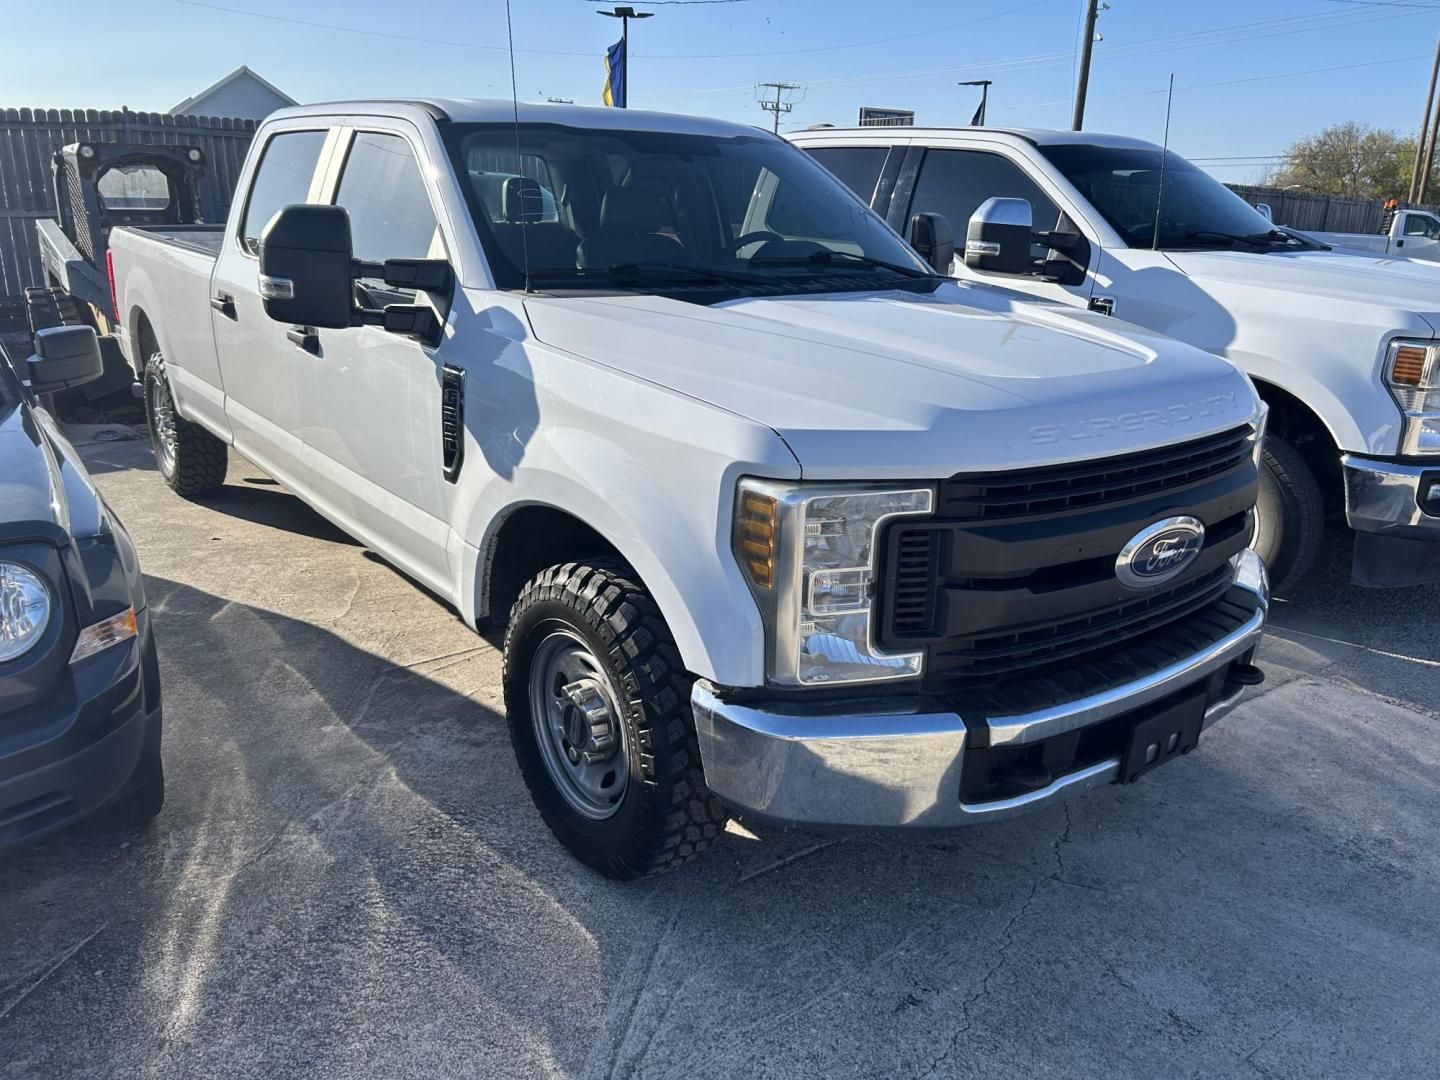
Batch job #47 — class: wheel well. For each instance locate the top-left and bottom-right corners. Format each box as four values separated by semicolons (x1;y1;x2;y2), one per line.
1252;379;1343;514
482;506;622;627
132;309;159;370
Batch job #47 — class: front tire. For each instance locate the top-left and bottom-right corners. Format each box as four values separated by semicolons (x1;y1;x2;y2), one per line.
143;351;227;497
1252;435;1324;593
502;560;727;879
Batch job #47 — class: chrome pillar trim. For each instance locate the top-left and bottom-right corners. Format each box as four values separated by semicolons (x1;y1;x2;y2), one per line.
692;681;970;827
1341;454;1440;536
986;598;1266;749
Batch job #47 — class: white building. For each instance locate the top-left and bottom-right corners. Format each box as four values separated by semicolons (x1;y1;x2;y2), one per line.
169;66;296;120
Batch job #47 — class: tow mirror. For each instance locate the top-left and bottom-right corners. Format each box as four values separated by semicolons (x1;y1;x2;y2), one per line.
27;325;103;392
258;204;355;329
909;212;955;275
965;197;1034;276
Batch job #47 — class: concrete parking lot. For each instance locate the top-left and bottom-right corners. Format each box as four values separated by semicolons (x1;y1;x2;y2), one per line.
2;430;1438;1079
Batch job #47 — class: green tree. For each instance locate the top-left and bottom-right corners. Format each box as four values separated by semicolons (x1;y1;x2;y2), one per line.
1268;122;1416;200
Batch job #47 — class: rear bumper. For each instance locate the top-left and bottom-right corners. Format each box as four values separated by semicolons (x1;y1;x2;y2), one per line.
692;554;1267;829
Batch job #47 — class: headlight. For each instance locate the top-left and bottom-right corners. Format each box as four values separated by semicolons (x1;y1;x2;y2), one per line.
1384;338;1440;454
734;480;934;686
0;562;52;663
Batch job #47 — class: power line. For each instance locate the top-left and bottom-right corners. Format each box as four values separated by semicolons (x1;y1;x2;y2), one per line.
757;82;804;134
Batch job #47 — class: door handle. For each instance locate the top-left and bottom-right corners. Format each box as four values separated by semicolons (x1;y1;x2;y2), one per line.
1088;295;1116;316
210;293;237;319
286;326;320;354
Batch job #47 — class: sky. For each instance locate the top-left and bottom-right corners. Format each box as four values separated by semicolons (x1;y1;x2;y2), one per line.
5;0;1440;183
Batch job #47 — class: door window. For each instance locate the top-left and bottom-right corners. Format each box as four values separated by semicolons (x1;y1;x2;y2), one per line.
335;132;444;262
1403;213;1440;238
909;148;1064;238
803;146;890;206
239;130;329;255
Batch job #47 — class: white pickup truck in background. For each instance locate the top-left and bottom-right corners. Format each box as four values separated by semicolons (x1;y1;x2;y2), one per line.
108;99;1269;877
1307;206;1440;262
791;126;1440;591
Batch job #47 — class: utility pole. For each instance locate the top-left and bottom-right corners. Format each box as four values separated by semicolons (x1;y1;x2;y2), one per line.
1410;33;1440;204
598;6;653;108
1422;96;1440;204
1071;0;1106;131
960;79;992;126
757;82;803;134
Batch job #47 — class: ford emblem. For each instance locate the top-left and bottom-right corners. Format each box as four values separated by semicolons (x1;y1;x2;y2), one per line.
1115;516;1205;589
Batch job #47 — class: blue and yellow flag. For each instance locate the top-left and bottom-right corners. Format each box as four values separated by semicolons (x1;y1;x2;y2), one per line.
602;39;625;108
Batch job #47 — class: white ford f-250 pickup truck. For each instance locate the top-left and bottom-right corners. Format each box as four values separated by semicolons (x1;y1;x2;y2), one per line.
790;126;1440;591
110;100;1268;878
1307;206;1440;263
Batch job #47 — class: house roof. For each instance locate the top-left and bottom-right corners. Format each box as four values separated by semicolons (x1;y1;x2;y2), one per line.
169;66;297;116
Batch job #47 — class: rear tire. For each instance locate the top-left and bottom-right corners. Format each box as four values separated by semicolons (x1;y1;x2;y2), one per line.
143;351;227;497
502;560;727;879
1252;435;1324;593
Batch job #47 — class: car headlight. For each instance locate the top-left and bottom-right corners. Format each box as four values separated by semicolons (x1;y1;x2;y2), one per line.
1384;338;1440;454
734;480;934;686
0;562;52;663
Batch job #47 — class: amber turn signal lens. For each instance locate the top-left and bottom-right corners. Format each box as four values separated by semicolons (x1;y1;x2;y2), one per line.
1392;345;1429;386
735;490;777;589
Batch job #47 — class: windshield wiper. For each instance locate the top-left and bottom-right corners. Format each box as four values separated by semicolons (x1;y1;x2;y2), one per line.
1169;229;1299;250
525;262;770;288
750;249;940;278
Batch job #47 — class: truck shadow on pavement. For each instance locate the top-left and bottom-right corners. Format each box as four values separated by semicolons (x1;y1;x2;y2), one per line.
3;569;1439;1078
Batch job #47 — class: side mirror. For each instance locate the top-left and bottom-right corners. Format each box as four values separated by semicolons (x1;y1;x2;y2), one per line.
1255;202;1273;223
909;212;955;275
258;204;355;329
965;197;1033;275
27;326;103;392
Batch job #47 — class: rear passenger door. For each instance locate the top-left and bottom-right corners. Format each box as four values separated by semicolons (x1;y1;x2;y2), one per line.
298;125;456;594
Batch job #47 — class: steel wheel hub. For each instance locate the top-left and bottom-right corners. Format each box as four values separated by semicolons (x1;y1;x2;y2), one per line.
148;378;178;472
529;631;629;820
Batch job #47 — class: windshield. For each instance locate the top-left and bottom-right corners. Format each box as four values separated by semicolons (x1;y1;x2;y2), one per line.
1040;144;1278;250
443;122;932;293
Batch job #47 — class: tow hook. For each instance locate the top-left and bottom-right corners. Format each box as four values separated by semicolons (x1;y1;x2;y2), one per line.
1225;663;1265;690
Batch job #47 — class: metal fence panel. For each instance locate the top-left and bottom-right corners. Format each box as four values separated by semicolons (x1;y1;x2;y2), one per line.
0;107;255;314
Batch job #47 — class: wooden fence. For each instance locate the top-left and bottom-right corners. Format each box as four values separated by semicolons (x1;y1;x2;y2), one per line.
0;107;255;320
1225;183;1440;235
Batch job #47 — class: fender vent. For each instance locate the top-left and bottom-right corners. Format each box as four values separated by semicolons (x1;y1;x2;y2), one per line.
441;365;464;482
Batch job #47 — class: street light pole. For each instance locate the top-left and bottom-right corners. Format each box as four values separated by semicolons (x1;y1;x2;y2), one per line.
960;79;992;125
598;6;654;108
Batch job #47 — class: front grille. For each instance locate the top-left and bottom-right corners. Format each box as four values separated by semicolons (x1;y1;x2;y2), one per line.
929;563;1233;683
939;425;1253;521
878;425;1260;693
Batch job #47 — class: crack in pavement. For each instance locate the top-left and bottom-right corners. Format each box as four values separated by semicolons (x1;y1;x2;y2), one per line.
0;920;112;1022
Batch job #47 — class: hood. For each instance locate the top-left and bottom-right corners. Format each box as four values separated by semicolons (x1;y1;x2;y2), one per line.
0;398;100;546
524;281;1257;478
1164;247;1440;335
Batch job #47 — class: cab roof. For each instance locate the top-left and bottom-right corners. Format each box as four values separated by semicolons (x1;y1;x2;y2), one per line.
793;125;1164;151
266;97;774;139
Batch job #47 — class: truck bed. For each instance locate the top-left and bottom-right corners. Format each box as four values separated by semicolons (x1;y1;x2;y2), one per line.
124;225;225;258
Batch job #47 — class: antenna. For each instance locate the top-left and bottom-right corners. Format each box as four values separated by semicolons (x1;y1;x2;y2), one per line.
503;0;531;291
1151;72;1174;252
757;82;804;134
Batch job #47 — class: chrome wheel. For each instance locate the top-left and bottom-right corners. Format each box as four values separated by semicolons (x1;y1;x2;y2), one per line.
147;374;178;476
528;630;629;820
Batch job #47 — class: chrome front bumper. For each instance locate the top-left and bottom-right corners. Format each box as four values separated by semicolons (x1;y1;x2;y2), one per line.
692;558;1269;829
1342;454;1440;537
